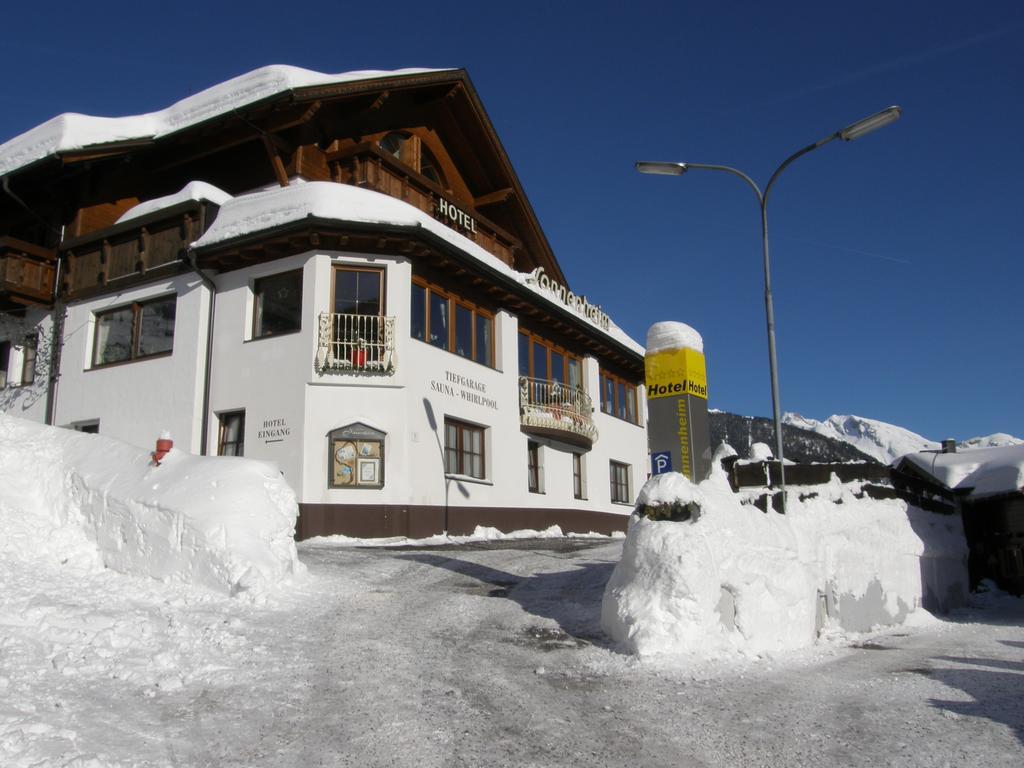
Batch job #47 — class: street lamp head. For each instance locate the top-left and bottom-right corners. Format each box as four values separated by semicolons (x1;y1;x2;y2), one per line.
838;106;902;142
636;161;689;176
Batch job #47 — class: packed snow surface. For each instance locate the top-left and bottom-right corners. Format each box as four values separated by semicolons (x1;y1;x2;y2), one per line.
645;320;703;355
602;466;968;657
784;412;1022;464
193;181;643;352
0;414;304;598
0;65;447;176
115;181;232;223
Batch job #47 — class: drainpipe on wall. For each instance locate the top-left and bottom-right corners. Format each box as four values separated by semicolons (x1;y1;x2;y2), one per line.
188;250;218;456
44;253;65;426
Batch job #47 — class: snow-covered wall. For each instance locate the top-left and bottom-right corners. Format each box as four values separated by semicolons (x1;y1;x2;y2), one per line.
601;466;969;657
0;414;304;598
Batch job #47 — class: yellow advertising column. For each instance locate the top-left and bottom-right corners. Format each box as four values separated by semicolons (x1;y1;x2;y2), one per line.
645;321;711;481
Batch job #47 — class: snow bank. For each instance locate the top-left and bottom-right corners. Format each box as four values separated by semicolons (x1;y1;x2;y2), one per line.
601;465;968;658
0;414;303;598
303;524;626;548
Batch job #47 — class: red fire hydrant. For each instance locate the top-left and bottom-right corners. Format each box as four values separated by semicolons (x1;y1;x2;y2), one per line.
152;435;173;466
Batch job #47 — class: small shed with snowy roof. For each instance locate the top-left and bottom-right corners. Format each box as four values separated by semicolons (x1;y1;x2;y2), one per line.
0;65;650;539
894;444;1024;594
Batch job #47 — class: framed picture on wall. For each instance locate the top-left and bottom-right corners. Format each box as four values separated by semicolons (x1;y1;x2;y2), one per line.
328;423;385;489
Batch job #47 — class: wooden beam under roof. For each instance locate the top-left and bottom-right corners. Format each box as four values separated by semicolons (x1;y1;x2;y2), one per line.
474;187;514;208
262;136;290;187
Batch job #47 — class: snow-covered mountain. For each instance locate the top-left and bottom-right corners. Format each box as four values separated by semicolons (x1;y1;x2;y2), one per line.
783;413;1022;464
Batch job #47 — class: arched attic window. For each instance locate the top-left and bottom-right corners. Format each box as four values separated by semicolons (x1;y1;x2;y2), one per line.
378;132;446;187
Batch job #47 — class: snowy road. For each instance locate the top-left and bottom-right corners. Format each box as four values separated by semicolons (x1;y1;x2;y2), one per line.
4;538;1023;767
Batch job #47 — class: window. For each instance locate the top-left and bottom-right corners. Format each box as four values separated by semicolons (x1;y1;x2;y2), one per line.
573;453;585;500
527;441;542;493
93;295;176;367
445;418;486;479
610;461;631;504
378;132;446;187
0;341;10;388
253;269;302;338
519;331;582;387
21;334;37;385
599;370;639;424
411;278;494;366
333;266;382;317
217;411;245;456
329;423;385;489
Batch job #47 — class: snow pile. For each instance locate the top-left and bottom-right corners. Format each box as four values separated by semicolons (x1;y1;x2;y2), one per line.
193;181;643;352
0;414;304;598
601;464;967;658
0;65;446;176
115;180;232;223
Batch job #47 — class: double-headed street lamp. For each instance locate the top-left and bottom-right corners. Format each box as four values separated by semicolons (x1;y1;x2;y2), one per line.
637;106;901;511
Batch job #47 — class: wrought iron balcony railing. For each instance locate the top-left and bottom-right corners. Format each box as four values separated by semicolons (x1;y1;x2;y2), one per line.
519;376;597;446
316;312;396;374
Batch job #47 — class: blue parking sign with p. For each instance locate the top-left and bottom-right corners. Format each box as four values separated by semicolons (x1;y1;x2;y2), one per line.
652;451;672;475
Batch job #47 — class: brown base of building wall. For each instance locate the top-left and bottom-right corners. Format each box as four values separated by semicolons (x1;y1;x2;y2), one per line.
296;503;631;541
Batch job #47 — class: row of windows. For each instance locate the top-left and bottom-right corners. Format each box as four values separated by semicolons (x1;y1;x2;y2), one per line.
87;268;641;426
411;278;493;366
215;408;633;504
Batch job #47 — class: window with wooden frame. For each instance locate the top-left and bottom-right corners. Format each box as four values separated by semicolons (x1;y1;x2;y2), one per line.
378;132;447;188
527;441;542;493
92;295;176;367
444;417;486;479
217;411;245;456
599;370;639;424
610;460;631;504
411;278;494;367
573;452;586;500
518;331;583;388
253;269;302;338
21;334;37;386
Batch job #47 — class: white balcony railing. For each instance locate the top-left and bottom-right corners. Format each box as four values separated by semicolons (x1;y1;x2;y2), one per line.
316;312;396;374
519;376;598;444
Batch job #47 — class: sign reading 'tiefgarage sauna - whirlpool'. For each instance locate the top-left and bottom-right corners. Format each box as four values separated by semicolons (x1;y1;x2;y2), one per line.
645;323;711;482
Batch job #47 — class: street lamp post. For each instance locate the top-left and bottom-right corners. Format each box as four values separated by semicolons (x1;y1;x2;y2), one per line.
637;106;901;512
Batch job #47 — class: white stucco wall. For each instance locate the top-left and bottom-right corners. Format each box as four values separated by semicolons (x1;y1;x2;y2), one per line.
51;274;209;451
202;248;649;516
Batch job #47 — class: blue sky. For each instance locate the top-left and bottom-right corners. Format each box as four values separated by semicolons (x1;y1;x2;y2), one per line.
3;1;1021;440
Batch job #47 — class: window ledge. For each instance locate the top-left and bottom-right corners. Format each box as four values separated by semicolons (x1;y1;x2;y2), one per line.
444;473;492;486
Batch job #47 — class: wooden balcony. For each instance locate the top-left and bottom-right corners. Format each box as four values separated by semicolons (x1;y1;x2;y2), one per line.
316;312;397;375
60;202;215;301
519;376;597;448
0;237;57;309
328;144;521;267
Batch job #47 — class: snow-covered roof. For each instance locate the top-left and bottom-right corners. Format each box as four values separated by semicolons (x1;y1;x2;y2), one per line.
900;443;1024;499
0;65;449;177
193;181;644;355
115;181;233;224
